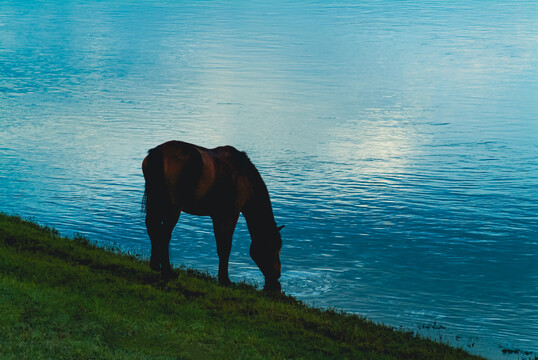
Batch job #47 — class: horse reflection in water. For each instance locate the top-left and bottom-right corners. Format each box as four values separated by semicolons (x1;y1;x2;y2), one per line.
142;140;283;291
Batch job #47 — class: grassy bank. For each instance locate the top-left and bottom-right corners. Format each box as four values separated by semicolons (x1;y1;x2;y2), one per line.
0;213;485;360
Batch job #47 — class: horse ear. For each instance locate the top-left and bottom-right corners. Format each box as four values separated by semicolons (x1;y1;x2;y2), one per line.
277;225;285;232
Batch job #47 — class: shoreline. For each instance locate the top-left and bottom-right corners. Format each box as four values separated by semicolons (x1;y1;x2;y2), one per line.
0;212;488;359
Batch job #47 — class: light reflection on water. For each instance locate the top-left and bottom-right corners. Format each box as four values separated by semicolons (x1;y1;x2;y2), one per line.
1;1;537;358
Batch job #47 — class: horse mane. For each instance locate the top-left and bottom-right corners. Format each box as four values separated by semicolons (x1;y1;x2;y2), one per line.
235;150;269;197
234;150;281;250
230;149;252;172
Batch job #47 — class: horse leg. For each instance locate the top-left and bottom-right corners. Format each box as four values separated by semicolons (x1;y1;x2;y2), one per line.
160;208;180;280
145;206;164;272
211;212;239;286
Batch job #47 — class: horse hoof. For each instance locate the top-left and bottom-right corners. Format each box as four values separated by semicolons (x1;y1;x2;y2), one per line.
264;280;281;293
161;269;178;281
149;259;161;272
219;277;232;287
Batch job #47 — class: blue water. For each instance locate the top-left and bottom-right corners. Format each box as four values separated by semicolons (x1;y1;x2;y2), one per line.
1;1;537;358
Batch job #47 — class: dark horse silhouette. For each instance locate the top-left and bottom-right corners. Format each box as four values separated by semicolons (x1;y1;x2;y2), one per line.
142;140;283;291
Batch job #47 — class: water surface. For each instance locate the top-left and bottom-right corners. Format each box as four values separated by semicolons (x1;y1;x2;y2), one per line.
1;1;537;358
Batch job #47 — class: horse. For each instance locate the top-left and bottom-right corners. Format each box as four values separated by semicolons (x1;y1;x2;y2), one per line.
142;140;283;291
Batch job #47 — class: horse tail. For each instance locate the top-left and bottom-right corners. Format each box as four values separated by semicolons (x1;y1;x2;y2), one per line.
142;146;168;217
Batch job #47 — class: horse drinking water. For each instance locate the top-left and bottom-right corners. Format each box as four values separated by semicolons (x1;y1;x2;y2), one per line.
142;140;283;291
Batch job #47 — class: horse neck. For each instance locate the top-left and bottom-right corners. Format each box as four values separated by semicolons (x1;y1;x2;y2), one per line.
242;176;276;239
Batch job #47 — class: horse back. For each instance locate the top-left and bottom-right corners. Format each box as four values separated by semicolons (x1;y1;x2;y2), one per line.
148;141;253;215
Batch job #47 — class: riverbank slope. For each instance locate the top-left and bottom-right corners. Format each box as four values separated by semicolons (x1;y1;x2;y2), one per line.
0;213;484;359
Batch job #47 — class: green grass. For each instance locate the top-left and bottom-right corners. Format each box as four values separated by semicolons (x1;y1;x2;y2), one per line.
0;213;485;360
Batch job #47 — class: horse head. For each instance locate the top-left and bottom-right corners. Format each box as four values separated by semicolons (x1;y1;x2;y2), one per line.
250;224;284;292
